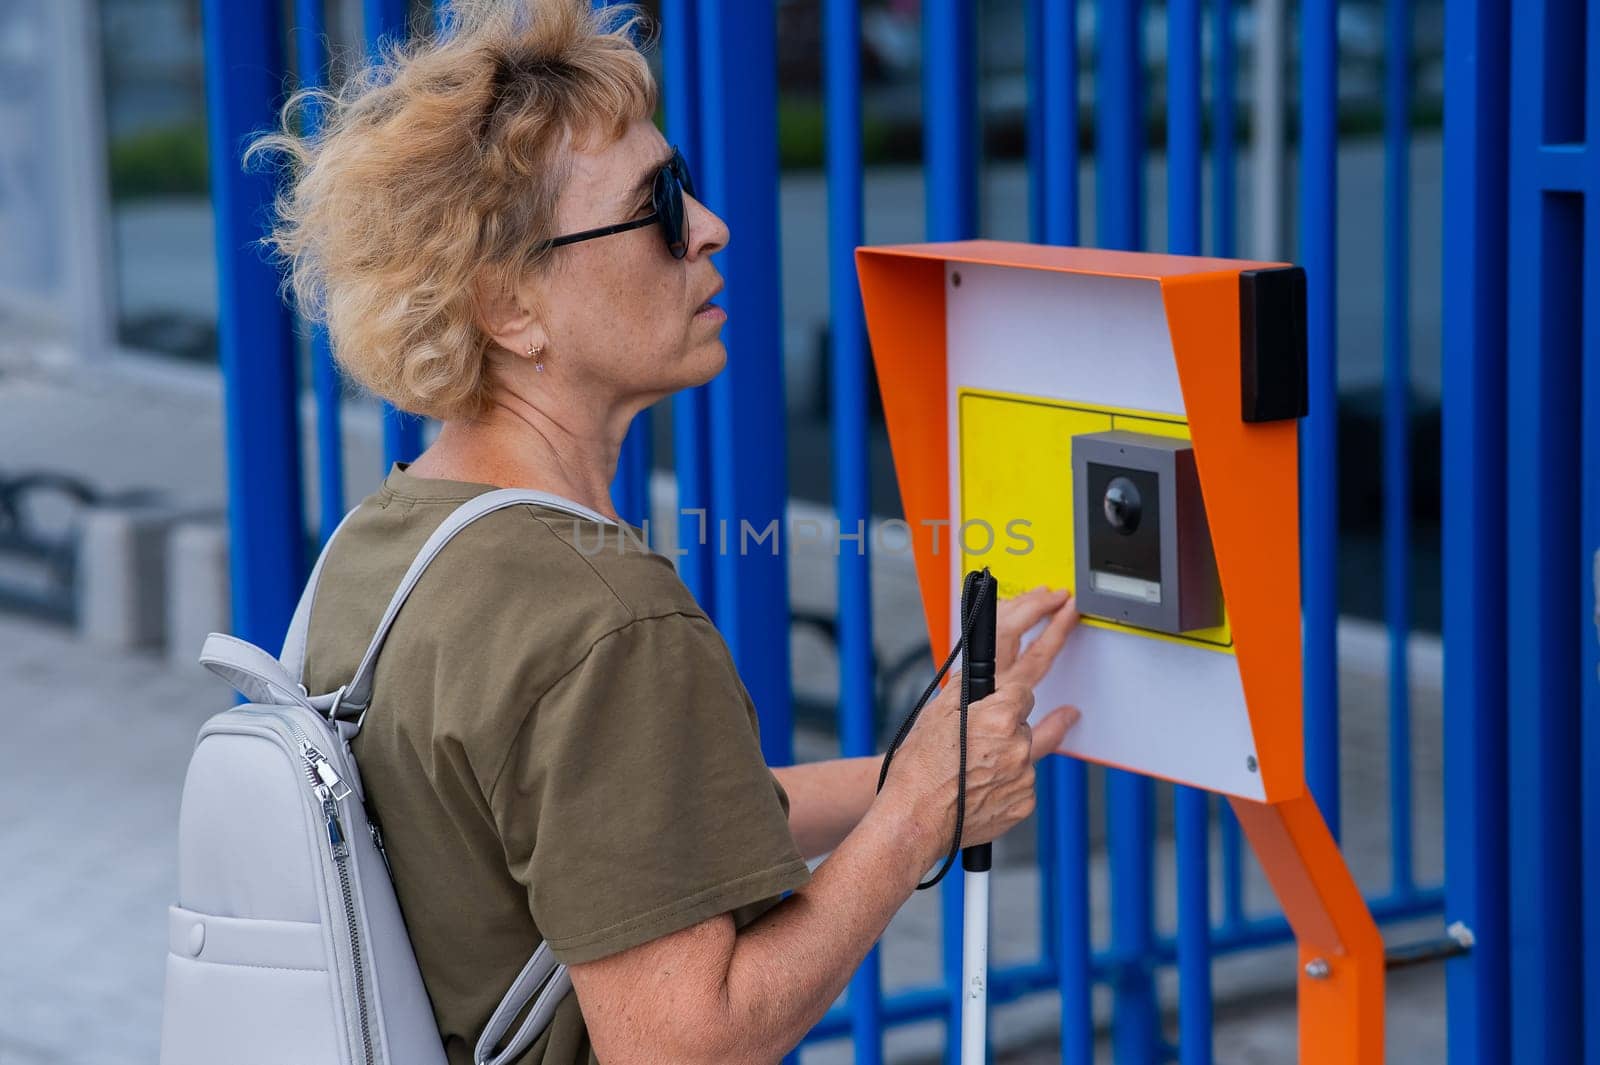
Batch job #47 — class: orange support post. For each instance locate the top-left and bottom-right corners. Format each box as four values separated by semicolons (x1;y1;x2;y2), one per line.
1230;794;1386;1062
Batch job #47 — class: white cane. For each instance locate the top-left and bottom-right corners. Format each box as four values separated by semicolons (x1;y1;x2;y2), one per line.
958;570;998;1065
874;568;1000;1065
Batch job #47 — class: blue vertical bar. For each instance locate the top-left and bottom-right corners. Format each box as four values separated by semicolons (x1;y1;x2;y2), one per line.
1383;0;1415;899
923;4;978;1060
363;0;425;469
1506;0;1585;1043
1174;791;1212;1064
1095;0;1145;251
1211;0;1236;258
695;0;793;767
933;252;965;1058
203;0;307;648
294;0;345;545
1299;0;1340;842
1168;0;1202;254
1096;2;1157;1061
1219;798;1244;929
923;0;979;241
1035;5;1091;1060
663;0;716;614
1441;0;1511;1058
1051;759;1093;1065
1105;776;1156;1065
363;0;406;45
1582;149;1600;1065
1040;0;1080;246
826;1;882;1061
1506;200;1585;1063
1167;0;1212;1060
1582;23;1600;1065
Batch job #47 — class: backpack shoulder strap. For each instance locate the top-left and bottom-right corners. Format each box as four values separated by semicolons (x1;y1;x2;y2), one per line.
278;504;365;685
202;488;616;719
473;945;573;1065
335;487;616;718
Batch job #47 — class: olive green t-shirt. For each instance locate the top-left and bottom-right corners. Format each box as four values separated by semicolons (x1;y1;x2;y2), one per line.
301;463;812;1065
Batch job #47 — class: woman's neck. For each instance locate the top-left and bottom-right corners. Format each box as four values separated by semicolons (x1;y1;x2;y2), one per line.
408;399;630;523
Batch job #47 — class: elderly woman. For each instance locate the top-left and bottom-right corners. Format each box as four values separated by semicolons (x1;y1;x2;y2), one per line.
259;2;1080;1062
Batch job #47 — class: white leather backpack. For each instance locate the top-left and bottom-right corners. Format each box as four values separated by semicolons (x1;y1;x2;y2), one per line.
160;488;618;1065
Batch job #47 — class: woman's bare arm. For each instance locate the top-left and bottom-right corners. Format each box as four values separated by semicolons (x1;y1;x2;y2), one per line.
566;685;1082;1065
563;594;1083;1063
771;756;879;860
565;786;940;1065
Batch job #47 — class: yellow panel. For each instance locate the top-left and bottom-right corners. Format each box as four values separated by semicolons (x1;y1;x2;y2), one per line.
959;388;1234;653
958;392;1109;600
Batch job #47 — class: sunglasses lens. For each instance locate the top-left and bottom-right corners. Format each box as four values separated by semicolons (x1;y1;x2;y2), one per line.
671;152;695;199
655;162;688;259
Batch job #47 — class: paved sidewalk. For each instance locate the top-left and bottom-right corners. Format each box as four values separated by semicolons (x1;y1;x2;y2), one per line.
0;613;227;1065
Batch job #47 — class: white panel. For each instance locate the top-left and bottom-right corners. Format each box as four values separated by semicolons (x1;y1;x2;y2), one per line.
944;260;1266;800
1031;624;1265;799
944;262;1185;415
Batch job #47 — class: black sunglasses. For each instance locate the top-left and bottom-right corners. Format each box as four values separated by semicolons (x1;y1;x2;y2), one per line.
537;147;696;260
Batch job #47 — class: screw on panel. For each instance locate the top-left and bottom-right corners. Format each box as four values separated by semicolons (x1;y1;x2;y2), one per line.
1304;958;1330;980
1246;755;1258;773
951;271;962;287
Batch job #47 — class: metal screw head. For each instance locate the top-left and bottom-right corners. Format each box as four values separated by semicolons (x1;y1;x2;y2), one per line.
951;271;963;287
1304;958;1330;980
1246;755;1258;773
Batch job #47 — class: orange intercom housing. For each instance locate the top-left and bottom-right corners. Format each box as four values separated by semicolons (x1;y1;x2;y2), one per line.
856;240;1382;1063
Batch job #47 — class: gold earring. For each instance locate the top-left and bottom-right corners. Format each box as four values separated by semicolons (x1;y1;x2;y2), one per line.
526;341;545;373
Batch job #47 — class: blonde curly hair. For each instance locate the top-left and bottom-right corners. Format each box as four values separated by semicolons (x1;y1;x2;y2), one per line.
249;0;658;420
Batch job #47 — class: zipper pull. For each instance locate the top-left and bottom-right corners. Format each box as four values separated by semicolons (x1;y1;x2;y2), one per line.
368;821;393;878
323;798;349;860
301;741;353;801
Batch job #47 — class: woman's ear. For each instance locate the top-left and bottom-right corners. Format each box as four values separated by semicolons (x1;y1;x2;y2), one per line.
473;273;547;356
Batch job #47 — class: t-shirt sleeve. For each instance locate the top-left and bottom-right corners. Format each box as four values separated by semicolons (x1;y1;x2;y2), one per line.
488;611;812;965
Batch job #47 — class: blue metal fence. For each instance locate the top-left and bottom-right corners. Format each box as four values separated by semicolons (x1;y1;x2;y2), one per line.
200;0;1597;1060
201;0;305;651
1505;0;1589;1059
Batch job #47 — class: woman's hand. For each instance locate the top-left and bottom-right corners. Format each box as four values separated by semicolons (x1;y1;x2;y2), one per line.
879;585;1082;863
947;585;1081;764
999;586;1080;762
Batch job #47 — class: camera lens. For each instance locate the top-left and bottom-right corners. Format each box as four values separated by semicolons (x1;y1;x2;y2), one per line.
1103;476;1142;534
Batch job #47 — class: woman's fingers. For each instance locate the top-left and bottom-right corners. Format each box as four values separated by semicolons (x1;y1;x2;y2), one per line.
1005;596;1081;687
993;586;1071;673
997;586;1070;638
1029;705;1082;762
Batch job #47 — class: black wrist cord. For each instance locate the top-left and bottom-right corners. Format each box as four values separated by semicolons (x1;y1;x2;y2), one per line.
875;568;995;891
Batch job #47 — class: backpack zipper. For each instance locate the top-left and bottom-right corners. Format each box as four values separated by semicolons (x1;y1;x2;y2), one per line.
230;710;377;1065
